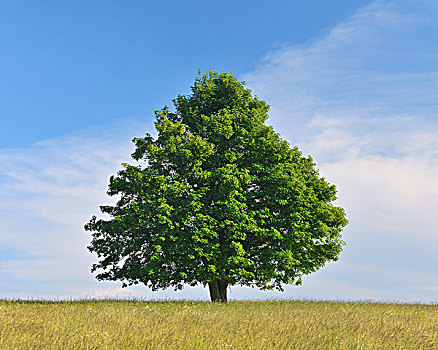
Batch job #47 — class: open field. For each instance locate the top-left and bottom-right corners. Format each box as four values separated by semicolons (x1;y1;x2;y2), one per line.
0;299;437;349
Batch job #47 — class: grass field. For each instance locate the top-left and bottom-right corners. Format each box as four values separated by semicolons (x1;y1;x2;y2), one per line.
0;299;437;349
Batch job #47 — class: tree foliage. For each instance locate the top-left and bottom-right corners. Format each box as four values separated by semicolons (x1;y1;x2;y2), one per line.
85;70;347;301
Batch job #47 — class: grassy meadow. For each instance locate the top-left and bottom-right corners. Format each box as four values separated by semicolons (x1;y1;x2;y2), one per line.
0;299;437;349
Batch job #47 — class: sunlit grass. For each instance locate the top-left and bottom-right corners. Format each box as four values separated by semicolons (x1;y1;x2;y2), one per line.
0;298;437;349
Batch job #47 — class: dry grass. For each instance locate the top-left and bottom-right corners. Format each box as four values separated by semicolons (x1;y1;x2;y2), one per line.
0;299;437;349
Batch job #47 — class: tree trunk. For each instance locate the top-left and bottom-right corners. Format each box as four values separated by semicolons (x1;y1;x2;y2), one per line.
208;279;229;302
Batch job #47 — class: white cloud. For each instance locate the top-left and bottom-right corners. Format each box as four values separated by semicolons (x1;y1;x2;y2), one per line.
0;119;155;296
241;0;438;302
244;1;438;150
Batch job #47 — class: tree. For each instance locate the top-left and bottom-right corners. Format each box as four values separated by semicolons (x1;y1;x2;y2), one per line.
85;70;348;302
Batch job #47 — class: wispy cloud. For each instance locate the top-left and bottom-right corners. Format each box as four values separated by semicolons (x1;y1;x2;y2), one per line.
242;0;438;302
0;119;157;297
244;1;438;156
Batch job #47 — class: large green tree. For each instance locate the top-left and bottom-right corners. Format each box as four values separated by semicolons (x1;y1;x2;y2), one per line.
85;70;347;302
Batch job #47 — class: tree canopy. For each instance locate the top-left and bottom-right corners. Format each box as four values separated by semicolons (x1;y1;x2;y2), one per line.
85;70;348;302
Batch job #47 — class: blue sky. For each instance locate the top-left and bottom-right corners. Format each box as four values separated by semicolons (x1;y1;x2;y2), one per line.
0;0;369;148
1;0;437;302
